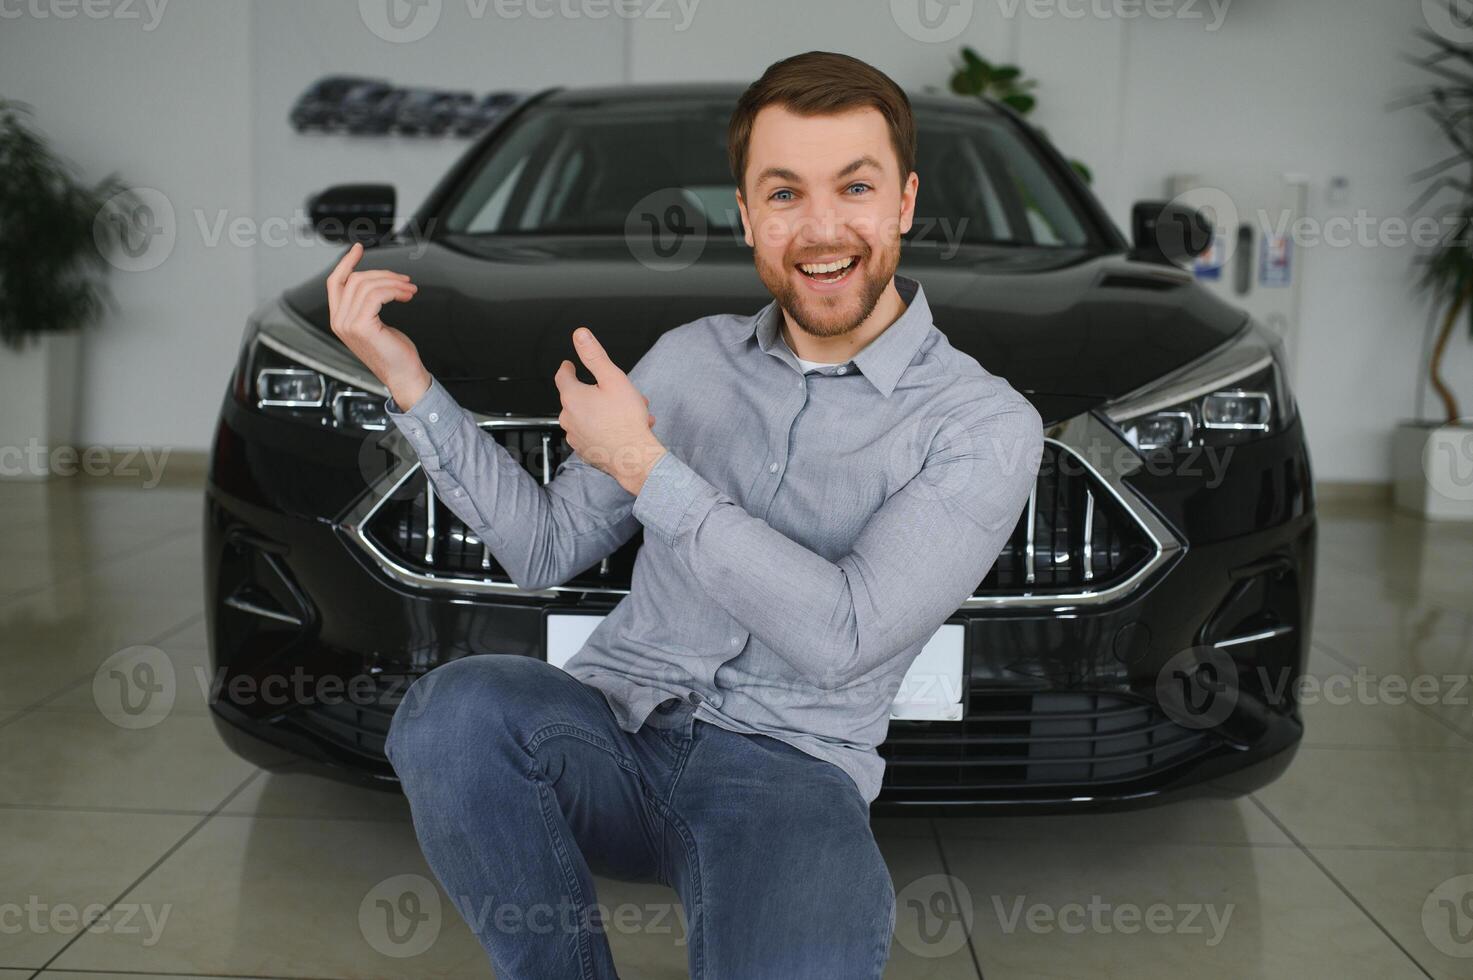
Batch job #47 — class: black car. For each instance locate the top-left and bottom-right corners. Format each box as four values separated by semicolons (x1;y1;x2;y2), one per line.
289;75;389;132
206;83;1316;815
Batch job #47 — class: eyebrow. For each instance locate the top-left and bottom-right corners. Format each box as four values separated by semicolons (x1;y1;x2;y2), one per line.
753;155;884;189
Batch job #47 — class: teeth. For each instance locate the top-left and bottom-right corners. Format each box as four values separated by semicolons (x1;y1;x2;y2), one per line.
799;256;855;275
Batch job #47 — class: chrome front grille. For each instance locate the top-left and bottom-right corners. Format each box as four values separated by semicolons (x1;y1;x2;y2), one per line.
350;413;1174;606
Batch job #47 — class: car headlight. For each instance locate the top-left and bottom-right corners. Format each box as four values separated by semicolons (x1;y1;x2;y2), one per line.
232;298;389;432
1103;319;1296;453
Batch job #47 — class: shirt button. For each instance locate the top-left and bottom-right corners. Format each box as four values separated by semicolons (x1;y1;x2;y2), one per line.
428;412;439;423
687;691;702;705
837;366;848;374
768;462;778;473
729;636;741;647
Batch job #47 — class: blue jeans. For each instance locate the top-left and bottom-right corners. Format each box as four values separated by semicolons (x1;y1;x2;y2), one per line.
384;653;896;979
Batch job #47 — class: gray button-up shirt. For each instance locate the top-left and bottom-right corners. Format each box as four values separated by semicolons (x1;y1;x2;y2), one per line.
384;273;1043;803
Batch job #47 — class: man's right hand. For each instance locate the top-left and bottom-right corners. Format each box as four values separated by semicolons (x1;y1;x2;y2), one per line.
326;241;432;411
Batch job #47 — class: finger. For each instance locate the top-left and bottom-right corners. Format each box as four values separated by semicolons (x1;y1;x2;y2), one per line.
327;242;363;311
571;327;623;386
342;270;413;309
341;270;410;316
344;282;417;328
552;359;580;396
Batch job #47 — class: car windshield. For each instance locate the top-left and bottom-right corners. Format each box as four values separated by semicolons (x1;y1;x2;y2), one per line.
441;98;1097;248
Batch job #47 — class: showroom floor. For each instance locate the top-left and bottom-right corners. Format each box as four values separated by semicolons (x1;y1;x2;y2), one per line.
1;477;1470;980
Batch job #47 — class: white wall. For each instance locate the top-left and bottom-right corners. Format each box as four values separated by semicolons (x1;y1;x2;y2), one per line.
0;0;255;455
0;0;1463;484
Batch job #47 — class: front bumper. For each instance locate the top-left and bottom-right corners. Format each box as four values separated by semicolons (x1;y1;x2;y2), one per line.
205;386;1315;817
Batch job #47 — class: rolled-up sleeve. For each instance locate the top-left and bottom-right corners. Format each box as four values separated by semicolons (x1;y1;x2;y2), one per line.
632;392;1045;692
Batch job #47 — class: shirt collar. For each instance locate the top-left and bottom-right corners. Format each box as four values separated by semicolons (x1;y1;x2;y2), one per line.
732;273;934;399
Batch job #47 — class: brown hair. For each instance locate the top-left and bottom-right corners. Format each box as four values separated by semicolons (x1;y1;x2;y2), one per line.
728;51;916;195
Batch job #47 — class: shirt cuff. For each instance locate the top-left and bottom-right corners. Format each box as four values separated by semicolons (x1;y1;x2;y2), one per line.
383;375;463;466
631;449;722;548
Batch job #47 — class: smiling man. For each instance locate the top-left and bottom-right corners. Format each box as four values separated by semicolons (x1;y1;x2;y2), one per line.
326;51;1043;980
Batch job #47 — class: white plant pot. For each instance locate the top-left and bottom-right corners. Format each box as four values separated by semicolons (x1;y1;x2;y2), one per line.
0;331;81;481
1392;420;1473;521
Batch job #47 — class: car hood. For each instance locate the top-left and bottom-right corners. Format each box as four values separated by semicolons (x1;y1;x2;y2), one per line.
283;237;1248;425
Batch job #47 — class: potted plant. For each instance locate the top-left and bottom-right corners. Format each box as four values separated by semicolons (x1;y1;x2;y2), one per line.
937;45;1093;184
0;96;138;480
1396;30;1473;520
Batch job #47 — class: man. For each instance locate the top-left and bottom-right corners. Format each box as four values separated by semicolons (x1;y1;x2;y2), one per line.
326;50;1042;980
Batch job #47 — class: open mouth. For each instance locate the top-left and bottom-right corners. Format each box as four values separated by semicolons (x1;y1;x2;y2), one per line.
796;254;860;286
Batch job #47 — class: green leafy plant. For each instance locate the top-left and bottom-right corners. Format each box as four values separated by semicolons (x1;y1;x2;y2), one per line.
1402;29;1473;424
944;45;1093;185
0;96;138;352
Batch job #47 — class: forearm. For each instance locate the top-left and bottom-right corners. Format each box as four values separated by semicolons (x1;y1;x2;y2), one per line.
630;405;1042;693
386;375;638;591
631;451;879;690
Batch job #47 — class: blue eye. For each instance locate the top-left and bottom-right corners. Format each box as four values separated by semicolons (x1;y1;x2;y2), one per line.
847;183;872;195
770;189;793;202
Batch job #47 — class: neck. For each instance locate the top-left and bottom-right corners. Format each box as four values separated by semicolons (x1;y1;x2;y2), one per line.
780;278;906;364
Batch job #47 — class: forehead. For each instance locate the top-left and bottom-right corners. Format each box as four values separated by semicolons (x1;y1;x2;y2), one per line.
746;104;895;179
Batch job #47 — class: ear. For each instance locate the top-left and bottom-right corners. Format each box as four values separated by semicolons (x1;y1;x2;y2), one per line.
735;188;754;248
898;171;919;237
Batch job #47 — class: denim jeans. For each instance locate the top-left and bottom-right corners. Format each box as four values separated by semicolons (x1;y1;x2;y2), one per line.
384;653;897;979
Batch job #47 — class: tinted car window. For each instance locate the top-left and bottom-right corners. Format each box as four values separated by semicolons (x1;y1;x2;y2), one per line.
443;100;1092;247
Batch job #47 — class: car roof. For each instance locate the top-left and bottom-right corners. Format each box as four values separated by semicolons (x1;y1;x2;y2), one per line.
538;82;1002;117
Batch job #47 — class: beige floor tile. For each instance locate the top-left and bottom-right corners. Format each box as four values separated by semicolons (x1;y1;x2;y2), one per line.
1314;847;1473;980
0;586;204;708
0;708;257;812
942;835;1424;979
880;834;988;978
49;813;522;977
1253;746;1473;849
0;808;198;969
1309;629;1473;737
1299;644;1473;749
42;645;214;717
38;966;259;972
217;769;412;822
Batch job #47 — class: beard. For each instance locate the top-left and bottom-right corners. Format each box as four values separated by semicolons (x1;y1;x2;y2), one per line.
753;231;902;341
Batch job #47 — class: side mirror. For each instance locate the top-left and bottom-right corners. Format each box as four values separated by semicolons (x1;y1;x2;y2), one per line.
1130;200;1212;266
307;183;396;244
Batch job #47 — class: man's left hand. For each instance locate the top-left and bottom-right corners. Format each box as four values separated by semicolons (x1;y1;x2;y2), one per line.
555;327;667;496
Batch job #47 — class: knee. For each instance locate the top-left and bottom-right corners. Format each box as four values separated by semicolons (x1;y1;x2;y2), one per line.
384;654;543;773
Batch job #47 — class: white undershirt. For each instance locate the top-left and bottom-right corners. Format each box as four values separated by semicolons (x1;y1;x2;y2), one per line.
794;354;842;373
